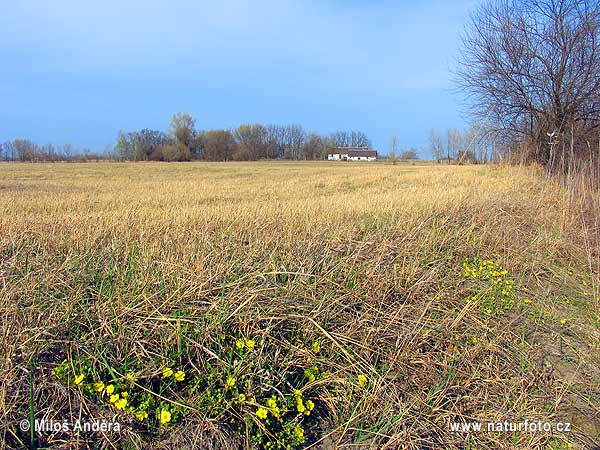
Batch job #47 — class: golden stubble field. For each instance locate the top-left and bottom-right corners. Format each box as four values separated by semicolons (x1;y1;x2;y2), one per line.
0;161;598;449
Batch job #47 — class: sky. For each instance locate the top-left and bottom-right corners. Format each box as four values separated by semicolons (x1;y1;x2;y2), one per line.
0;0;480;156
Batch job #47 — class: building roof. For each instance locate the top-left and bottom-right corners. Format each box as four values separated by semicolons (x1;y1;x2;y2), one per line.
329;147;377;158
347;149;377;157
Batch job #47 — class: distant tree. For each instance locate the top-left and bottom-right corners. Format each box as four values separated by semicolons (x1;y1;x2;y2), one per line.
61;143;74;160
170;113;197;155
389;135;398;162
114;131;134;160
265;125;286;159
282;125;305;159
350;131;371;147
14;139;37;162
330;131;350;147
133;129;170;160
330;130;371;148
159;143;192;162
2;141;15;161
428;129;443;162
201;130;237;161
302;133;324;159
399;149;419;160
234;124;269;160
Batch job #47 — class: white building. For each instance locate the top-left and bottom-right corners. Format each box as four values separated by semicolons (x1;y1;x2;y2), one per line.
327;147;378;161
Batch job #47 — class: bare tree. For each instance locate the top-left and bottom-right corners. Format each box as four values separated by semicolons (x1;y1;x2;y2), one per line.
457;0;600;172
399;149;419;160
389;135;398;162
201;130;237;161
234;124;270;160
330;130;371;148
428;129;444;162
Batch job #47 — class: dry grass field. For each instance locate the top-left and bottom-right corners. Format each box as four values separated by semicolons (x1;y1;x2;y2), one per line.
0;161;599;449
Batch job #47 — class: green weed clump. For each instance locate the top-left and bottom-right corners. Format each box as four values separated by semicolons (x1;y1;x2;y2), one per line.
53;334;364;450
462;257;517;315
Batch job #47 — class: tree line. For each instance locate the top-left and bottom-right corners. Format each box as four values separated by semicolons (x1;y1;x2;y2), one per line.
0;140;110;162
115;114;372;162
0;114;372;163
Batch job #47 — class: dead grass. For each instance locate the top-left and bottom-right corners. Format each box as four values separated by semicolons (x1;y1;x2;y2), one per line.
0;161;598;449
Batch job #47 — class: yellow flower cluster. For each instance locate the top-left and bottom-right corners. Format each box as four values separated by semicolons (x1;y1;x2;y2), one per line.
235;338;256;351
88;378;151;421
293;425;305;441
304;366;320;383
109;391;128;410
162;367;185;382
294;390;314;416
256;407;268;420
462;258;516;313
357;374;368;387
462;259;508;280
266;397;281;418
225;376;236;388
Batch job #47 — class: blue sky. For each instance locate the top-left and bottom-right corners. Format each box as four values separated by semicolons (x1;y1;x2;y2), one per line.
0;0;479;156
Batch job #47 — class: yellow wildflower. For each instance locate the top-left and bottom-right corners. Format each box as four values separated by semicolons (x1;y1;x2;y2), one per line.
114;398;127;410
93;381;104;392
235;339;245;350
471;337;478;344
245;339;256;350
357;374;368;387
237;393;246;403
105;384;115;395
121;391;128;398
304;368;316;383
109;393;120;403
560;318;568;326
225;376;236;388
523;298;532;304
296;399;306;413
159;409;171;424
294;389;302;398
305;399;315;412
174;370;185;382
162;367;174;378
293;425;305;441
256;407;268;420
74;374;84;385
312;341;321;353
266;397;281;417
135;410;148;421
